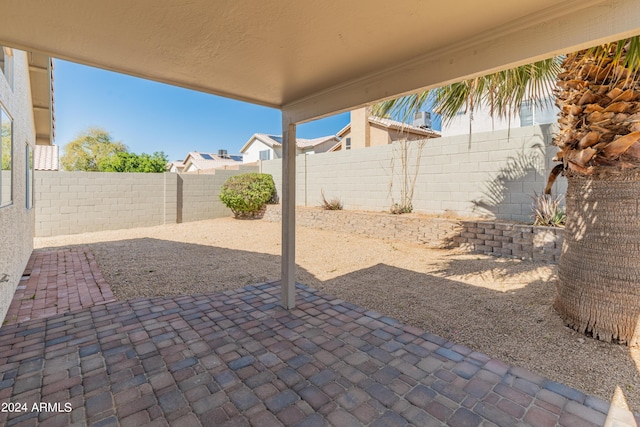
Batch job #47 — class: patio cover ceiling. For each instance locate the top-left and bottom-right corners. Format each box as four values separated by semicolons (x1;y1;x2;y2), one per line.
2;0;640;123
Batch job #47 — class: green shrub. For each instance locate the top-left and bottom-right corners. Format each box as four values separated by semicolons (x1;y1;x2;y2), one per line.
219;173;276;218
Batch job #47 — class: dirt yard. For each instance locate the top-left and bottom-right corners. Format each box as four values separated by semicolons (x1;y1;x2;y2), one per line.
35;217;640;411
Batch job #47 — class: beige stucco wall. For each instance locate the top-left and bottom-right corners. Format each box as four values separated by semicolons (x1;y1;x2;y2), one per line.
0;50;36;323
336;128;352;151
349;108;369;149
336;109;433;150
367;124;428;147
368;124;390;147
309;138;339;154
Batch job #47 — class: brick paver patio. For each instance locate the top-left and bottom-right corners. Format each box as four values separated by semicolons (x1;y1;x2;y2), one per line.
4;248;115;326
0;249;638;426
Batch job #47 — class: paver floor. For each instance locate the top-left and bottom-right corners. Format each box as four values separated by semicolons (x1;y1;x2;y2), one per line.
4;248;115;325
0;249;638;426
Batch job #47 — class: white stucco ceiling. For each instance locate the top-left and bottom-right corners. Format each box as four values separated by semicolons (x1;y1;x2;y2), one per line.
2;0;640;122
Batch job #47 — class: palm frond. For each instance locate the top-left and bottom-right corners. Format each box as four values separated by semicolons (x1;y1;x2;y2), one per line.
371;91;432;122
372;57;561;124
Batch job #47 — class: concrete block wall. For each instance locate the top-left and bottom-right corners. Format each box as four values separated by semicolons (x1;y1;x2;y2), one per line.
35;171;166;236
179;167;258;223
261;124;566;223
34;165;258;237
264;205;563;263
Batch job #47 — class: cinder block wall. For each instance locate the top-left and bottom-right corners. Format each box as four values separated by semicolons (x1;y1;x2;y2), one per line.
34;165;258;237
35;171;166;236
35;125;564;236
180;170;246;222
261;124;565;223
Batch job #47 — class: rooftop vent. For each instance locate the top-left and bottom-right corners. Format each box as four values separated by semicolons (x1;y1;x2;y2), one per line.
413;111;432;129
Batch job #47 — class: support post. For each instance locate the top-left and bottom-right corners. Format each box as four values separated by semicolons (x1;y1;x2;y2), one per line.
281;112;296;308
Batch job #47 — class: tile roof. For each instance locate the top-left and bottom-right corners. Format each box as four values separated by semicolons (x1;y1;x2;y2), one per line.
243;134;338;152
166;160;185;171
33;144;59;170
336;115;440;138
182;151;243;171
368;115;440;137
295;135;339;149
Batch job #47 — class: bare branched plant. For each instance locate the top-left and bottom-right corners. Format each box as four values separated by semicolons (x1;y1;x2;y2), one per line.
320;189;343;210
388;138;427;214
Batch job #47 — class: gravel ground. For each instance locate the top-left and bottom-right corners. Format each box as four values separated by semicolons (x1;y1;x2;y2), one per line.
35;217;640;411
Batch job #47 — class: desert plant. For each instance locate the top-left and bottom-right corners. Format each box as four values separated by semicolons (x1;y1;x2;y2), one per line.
387;139;425;215
219;173;275;218
320;189;343;210
531;192;565;227
390;202;413;215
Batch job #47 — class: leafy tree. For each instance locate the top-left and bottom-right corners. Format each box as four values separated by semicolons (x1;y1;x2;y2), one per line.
60;127;127;171
375;37;640;346
98;151;168;173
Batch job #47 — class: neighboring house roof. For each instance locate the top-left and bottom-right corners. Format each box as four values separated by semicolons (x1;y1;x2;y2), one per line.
240;133;339;153
166;160;185;172
182;151;243;172
336;115;440;138
34;144;59;170
239;134;282;153
295;135;340;149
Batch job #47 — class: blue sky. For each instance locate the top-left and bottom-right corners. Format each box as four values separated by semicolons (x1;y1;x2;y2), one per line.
54;60;351;162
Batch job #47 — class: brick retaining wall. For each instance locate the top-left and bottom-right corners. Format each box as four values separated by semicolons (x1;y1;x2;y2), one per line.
453;220;563;263
264;205;563;263
264;205;463;249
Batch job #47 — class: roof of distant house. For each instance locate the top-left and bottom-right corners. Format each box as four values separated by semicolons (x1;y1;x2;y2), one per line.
337;115;440;138
166;160;185;171
240;134;339;153
34;144;59;171
182;151;243;171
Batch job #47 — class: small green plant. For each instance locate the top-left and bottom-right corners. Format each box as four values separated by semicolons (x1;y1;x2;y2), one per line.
531;192;566;227
320;189;343;210
220;173;276;218
390;202;412;215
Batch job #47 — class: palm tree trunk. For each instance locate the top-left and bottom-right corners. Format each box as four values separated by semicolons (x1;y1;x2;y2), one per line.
555;170;640;346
